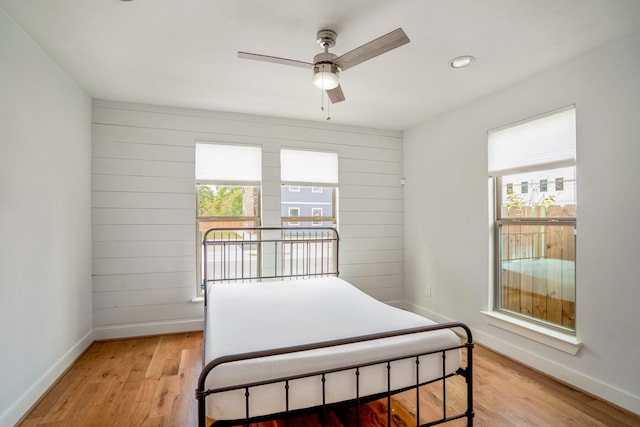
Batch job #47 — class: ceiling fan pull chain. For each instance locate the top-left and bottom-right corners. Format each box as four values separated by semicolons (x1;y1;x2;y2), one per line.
318;76;330;120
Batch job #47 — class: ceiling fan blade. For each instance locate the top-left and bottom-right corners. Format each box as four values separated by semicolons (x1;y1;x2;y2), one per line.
334;28;410;71
238;52;314;69
327;85;345;104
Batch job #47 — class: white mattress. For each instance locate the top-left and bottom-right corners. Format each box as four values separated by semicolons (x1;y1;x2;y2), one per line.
204;277;461;421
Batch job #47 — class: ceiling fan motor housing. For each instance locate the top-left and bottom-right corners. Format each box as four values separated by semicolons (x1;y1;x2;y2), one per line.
313;52;338;67
316;29;337;48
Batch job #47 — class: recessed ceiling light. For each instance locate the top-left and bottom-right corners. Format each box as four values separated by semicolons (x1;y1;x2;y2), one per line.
449;55;475;68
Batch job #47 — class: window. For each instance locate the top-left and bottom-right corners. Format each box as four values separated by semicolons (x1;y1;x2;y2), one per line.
489;107;577;333
288;207;300;225
311;208;323;225
195;143;261;294
288;185;301;192
280;149;338;228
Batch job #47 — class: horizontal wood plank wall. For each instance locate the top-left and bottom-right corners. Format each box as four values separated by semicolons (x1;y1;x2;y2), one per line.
92;100;404;333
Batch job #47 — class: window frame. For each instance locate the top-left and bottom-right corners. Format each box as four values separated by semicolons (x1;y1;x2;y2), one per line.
280;148;339;229
194;142;263;296
489;106;577;335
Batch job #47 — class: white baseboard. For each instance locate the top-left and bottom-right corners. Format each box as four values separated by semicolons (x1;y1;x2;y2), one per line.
383;299;405;309
92;318;204;341
405;301;640;416
404;301;454;324
1;329;95;427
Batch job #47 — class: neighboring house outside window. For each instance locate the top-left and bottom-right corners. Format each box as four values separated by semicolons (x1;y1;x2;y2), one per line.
489;107;577;334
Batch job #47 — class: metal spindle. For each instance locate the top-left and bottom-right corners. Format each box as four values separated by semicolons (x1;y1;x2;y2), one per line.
273;240;278;278
387;362;391;427
313;233;318;275
240;240;245;279
244;387;250;427
222;241;227;280
442;351;447;420
416;356;421;425
210;242;216;284
297;231;301;276
285;380;290;427
234;232;238;279
289;239;294;277
248;240;252;280
320;234;325;275
308;232;310;275
355;368;360;427
321;374;327;427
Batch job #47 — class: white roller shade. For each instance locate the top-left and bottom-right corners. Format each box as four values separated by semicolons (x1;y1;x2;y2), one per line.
280;149;339;185
488;107;576;176
196;143;261;183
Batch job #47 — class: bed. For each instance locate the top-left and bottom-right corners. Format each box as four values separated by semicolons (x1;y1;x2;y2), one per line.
196;227;474;426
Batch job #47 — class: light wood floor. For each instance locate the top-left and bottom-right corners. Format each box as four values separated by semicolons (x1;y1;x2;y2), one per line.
18;332;640;426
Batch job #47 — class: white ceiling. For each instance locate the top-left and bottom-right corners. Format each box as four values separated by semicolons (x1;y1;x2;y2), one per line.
2;0;640;130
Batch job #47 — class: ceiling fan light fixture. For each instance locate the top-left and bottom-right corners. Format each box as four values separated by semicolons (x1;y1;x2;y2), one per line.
312;63;340;90
449;55;475;68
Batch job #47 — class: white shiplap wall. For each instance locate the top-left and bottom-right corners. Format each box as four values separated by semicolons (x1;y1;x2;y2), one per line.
92;100;403;337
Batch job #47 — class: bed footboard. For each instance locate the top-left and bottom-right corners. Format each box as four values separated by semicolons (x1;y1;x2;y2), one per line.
196;322;474;427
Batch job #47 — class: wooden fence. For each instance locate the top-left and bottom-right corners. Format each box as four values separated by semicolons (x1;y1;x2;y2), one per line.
500;206;576;330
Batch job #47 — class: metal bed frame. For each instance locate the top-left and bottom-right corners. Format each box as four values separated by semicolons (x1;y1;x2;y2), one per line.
196;227;474;427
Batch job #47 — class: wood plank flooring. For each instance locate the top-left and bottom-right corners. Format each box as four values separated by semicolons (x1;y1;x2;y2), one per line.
18;332;640;426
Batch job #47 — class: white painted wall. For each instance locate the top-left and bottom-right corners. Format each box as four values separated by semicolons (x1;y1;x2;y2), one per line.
403;32;640;414
0;8;92;425
91;101;404;338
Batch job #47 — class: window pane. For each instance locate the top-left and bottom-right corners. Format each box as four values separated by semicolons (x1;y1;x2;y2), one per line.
196;184;260;295
198;219;260;293
499;222;576;331
499;166;576;219
197;185;259;218
281;185;335;227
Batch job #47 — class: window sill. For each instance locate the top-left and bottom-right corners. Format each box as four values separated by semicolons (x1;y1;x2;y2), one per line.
191;297;204;303
481;310;581;355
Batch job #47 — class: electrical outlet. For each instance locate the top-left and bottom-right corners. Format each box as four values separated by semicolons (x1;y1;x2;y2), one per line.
426;286;432;297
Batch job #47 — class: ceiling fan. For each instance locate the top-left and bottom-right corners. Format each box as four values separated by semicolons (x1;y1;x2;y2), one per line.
238;28;410;104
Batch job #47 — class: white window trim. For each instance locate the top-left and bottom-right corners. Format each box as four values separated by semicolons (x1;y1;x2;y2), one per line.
288;185;300;192
481;310;581;355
